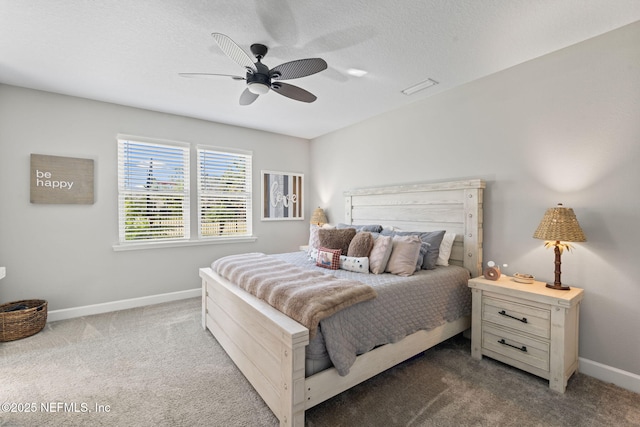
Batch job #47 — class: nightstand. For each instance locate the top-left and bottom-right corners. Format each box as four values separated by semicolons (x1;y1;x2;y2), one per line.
468;275;584;393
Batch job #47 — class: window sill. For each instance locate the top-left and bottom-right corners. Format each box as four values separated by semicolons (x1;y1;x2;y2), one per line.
112;236;258;252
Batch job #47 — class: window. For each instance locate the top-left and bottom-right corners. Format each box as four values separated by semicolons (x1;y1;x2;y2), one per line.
197;146;252;239
117;137;190;243
116;136;254;249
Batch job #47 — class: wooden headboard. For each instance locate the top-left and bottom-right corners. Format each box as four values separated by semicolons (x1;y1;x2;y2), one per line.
344;179;485;277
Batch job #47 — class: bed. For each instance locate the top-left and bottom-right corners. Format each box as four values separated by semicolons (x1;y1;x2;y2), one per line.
200;179;485;426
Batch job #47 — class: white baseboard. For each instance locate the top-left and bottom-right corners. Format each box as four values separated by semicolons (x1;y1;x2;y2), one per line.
579;357;640;394
47;288;201;322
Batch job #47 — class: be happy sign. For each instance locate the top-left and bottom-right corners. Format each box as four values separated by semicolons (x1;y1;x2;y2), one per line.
30;154;94;204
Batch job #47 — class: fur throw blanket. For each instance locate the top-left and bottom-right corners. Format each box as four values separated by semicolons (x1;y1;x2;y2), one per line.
212;253;377;338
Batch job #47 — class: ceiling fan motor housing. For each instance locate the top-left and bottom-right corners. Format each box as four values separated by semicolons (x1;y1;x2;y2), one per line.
246;61;272;94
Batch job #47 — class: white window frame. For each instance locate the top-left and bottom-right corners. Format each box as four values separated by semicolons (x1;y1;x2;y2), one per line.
116;136;190;247
197;145;253;240
114;135;256;251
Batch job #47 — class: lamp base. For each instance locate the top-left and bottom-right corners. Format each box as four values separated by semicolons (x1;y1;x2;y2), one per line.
546;283;571;291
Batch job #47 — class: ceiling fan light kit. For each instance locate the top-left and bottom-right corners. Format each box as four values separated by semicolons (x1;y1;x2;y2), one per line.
247;82;270;95
180;33;327;105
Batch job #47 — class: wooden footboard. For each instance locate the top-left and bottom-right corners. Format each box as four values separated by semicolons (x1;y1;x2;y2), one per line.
201;267;309;426
201;267;470;427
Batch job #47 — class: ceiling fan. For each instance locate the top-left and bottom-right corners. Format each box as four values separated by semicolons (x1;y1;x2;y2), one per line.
180;33;328;105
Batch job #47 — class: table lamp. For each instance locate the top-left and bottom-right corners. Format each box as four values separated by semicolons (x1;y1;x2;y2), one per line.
310;207;328;226
533;203;586;290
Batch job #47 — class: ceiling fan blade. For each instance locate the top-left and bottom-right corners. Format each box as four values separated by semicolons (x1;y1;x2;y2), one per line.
270;58;328;80
271;82;317;103
179;72;245;80
211;33;256;72
239;88;259;105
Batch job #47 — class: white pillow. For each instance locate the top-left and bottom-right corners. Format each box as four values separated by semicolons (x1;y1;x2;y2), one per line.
340;256;370;274
369;235;393;274
308;224;321;250
437;232;456;266
307;247;319;262
308;248;369;274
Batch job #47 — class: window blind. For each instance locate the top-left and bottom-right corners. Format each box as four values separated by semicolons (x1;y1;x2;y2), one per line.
117;138;190;243
197;147;252;238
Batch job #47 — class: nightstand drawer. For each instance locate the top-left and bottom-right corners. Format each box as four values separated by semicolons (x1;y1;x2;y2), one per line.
482;296;551;339
482;324;550;372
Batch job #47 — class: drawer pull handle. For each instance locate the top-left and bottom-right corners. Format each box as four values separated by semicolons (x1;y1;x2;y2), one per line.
498;339;527;353
498;310;527;323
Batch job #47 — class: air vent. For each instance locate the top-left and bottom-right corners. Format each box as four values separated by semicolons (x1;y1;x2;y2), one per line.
401;78;438;95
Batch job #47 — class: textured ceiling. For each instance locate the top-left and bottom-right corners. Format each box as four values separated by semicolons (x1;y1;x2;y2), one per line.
1;1;639;139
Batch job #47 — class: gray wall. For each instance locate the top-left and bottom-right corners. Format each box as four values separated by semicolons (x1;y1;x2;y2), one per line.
1;22;638;380
0;85;309;310
309;22;640;376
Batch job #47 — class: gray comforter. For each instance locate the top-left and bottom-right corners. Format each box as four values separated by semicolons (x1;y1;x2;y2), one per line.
272;251;472;376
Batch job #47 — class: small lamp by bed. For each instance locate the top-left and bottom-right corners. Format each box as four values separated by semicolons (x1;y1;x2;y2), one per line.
310;207;328;226
533;203;586;291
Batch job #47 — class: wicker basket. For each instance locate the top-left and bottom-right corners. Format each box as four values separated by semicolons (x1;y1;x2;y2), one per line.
0;299;48;342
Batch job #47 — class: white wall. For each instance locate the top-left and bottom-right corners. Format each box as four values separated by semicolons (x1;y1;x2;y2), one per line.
0;85;309;310
310;22;640;377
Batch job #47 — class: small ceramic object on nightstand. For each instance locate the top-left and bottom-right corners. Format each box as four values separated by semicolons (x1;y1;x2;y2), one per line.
513;273;534;284
483;261;501;280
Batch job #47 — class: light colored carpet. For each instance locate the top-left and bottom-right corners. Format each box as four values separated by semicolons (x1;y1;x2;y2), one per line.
1;298;638;426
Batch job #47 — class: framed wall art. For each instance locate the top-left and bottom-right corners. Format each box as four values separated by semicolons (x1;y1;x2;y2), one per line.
261;170;304;221
30;154;95;204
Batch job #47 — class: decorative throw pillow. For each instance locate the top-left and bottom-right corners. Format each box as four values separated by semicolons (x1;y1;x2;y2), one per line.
340;256;370;274
419;230;446;269
385;235;422;276
318;228;356;256
437;232;456;266
416;241;430;271
308;224;321;250
369;235;393;274
347;232;374;258
308;224;336;251
382;229;446;270
316;247;341;270
307;247;319;262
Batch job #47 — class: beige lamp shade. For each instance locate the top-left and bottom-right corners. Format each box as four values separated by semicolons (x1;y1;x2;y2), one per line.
310;207;328;226
533;203;585;290
533;203;586;242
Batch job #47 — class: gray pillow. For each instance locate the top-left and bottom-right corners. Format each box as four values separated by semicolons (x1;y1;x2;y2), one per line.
419;230;445;269
336;223;383;233
417;242;429;271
